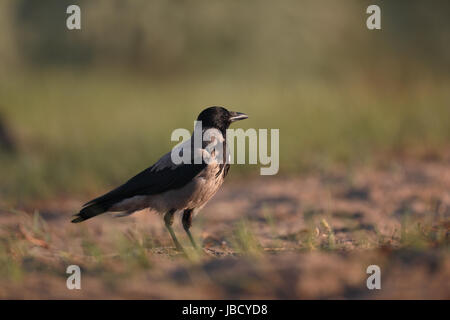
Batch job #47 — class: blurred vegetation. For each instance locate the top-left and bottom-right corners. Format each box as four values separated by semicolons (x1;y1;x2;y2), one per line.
0;0;449;203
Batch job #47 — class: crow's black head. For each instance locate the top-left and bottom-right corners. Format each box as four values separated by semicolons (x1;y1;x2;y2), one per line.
197;106;248;132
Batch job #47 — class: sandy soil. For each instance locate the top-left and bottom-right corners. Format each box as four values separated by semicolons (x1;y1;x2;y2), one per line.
0;158;449;299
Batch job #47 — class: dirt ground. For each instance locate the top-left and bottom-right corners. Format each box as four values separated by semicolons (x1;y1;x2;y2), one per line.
0;157;449;299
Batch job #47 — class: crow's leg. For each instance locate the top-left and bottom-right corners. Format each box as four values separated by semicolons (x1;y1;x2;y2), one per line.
164;209;183;251
182;209;198;249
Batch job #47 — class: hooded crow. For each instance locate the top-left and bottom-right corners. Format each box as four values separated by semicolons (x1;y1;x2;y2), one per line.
72;106;248;251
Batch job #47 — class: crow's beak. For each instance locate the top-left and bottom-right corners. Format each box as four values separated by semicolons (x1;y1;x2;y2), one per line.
229;111;249;122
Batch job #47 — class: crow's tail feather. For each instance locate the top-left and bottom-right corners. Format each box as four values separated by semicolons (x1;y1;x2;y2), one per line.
71;202;111;223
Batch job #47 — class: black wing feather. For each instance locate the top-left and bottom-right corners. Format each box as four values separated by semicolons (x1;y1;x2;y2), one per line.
72;161;206;223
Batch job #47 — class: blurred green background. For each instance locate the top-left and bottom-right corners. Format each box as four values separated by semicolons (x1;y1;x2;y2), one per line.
0;0;449;204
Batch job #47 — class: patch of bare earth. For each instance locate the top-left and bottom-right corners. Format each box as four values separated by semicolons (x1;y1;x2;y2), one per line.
0;158;449;299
